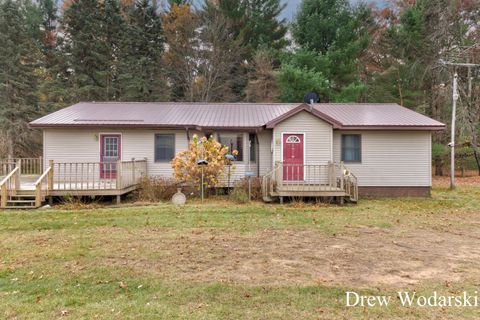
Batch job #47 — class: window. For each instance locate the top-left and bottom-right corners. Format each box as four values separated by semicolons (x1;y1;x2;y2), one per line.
218;133;243;161
341;135;361;162
249;133;256;162
286;135;301;143
155;134;175;162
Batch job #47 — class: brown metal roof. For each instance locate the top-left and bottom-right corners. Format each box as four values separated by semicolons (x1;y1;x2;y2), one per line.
30;102;445;130
316;103;445;129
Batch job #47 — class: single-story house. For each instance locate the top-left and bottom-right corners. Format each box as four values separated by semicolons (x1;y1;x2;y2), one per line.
25;101;445;205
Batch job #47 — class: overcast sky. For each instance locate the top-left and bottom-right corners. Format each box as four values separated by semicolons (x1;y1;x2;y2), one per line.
280;0;388;20
185;1;388;20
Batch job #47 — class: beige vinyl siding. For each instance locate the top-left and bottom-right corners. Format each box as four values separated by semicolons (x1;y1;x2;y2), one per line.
333;131;432;186
43;128;273;184
273;111;333;165
257;130;273;176
43;129;189;178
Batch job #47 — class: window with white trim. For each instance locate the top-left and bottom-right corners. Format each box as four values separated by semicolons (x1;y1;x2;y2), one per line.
218;133;243;161
155;134;175;162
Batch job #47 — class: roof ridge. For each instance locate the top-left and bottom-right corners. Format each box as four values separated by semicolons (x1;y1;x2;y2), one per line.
79;101;301;106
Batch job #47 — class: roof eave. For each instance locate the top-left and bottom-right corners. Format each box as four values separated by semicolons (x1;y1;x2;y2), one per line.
265;103;342;129
29;123;265;132
335;125;446;131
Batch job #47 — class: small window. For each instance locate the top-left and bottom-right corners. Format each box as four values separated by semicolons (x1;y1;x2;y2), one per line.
286;135;301;143
155;134;175;162
341;135;361;162
249;133;256;162
218;133;243;161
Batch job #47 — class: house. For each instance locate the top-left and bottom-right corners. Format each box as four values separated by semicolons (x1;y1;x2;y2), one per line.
0;101;445;208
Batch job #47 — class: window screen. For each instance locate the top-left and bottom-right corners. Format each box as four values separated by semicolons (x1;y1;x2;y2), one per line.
155;134;175;162
218;133;243;161
341;135;361;162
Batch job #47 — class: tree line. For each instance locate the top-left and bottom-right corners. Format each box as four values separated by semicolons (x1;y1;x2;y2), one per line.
0;0;479;174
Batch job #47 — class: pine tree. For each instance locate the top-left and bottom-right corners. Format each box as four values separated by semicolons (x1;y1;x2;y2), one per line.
118;0;168;101
206;0;287;101
0;0;41;157
285;0;374;102
37;0;73;112
103;0;126;100
243;0;287;53
62;0;113;101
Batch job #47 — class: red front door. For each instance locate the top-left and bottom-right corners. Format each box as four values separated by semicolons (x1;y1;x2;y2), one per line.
100;134;121;179
283;134;304;181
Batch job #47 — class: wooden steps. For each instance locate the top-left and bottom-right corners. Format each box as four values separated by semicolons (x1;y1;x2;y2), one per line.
4;193;39;209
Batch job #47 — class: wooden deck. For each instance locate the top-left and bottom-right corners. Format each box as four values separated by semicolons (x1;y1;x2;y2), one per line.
0;158;147;208
262;162;358;203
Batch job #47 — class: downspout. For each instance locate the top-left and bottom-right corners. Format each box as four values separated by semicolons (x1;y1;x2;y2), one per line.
185;127;190;142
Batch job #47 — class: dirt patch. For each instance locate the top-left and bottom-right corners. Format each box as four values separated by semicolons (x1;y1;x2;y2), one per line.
97;225;480;289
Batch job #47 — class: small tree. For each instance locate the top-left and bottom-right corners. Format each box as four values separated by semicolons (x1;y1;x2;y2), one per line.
172;134;237;189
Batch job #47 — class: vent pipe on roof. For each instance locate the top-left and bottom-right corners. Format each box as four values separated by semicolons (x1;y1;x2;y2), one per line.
303;92;319;113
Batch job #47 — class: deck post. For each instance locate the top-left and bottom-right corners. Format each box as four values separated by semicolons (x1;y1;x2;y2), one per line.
340;161;344;190
16;159;22;176
39;156;43;173
276;162;283;190
116;194;121;204
1;184;6;208
48;160;54;191
35;184;41;207
116;160;122;189
14;162;20;192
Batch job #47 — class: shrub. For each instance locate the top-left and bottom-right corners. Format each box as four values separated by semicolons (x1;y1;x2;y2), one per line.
137;176;179;202
229;187;249;204
171;134;237;189
234;177;263;201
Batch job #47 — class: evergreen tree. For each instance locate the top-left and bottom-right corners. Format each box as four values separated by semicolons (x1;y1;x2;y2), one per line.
281;0;373;102
36;0;73;112
62;0;113;101
243;0;287;52
0;0;41;157
211;0;287;100
103;0;126;100
118;0;168;101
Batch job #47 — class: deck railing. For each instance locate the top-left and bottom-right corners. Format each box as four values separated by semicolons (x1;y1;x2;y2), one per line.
0;158;42;176
50;159;147;191
262;162;358;202
34;166;53;207
0;167;20;208
118;159;148;189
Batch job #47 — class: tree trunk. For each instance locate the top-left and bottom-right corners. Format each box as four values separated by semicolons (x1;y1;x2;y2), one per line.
473;149;480;176
6;131;14;159
434;157;443;176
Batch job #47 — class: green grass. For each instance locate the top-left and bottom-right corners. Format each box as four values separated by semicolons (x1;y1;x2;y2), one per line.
1;186;480;319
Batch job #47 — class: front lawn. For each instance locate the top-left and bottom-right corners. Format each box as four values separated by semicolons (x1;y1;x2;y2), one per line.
1;186;480;319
